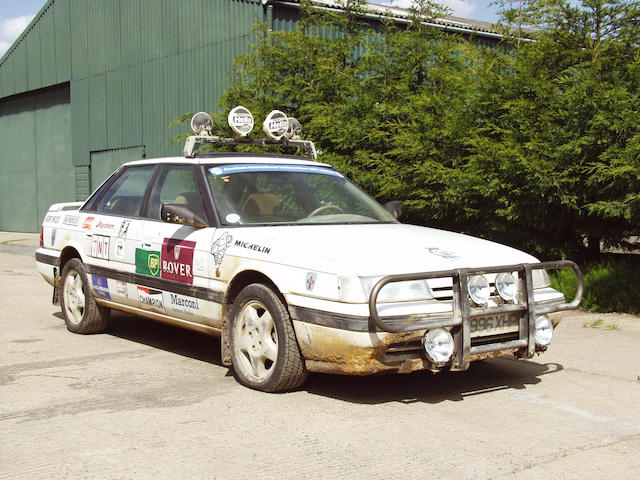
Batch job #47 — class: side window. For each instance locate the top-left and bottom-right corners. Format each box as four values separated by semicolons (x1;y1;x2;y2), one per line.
148;166;205;220
94;166;155;217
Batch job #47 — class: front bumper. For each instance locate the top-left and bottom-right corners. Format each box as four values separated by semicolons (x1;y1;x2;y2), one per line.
291;261;583;375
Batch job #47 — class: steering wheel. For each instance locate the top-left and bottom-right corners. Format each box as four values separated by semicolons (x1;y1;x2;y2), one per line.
307;204;345;217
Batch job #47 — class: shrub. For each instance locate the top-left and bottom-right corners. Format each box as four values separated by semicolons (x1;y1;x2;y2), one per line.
550;254;640;314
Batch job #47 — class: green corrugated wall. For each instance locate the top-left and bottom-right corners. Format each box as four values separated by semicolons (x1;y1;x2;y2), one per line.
0;0;268;232
0;86;72;232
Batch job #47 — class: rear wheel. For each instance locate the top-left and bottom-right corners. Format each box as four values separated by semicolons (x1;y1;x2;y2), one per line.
230;284;308;392
60;258;110;334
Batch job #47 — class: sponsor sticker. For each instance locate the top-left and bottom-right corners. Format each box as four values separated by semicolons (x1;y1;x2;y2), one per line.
135;249;161;277
94;220;117;234
137;286;165;313
306;272;317;291
118;220;131;238
161;238;196;284
114;238;126;260
44;214;60;224
211;232;232;269
91;234;110;260
116;280;128;298
234;239;271;255
82;216;95;229
50;228;57;247
91;275;111;299
209;164;344;178
169;293;200;315
62;215;80;226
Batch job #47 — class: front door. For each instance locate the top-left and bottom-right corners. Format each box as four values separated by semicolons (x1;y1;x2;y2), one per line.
134;165;218;326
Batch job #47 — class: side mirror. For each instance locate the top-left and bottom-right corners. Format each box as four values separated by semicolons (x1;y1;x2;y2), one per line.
161;203;208;228
385;201;404;220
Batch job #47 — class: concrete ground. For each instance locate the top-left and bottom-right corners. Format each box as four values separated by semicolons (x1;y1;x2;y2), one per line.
1;232;639;479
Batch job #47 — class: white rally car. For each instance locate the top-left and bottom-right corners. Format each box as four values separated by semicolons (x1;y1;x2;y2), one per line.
35;108;583;392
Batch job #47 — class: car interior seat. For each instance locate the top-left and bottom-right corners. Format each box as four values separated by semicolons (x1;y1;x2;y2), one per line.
242;193;280;218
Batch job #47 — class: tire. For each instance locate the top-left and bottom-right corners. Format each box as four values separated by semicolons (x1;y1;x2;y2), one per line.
230;283;308;392
60;258;110;334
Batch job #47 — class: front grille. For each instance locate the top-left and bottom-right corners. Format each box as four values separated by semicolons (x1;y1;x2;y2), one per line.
386;340;422;357
470;331;520;347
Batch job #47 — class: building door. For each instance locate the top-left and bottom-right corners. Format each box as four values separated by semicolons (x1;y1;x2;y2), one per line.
0;85;72;232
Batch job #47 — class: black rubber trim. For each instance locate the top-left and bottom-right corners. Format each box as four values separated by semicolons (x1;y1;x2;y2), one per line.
289;305;453;333
35;251;59;266
86;264;224;303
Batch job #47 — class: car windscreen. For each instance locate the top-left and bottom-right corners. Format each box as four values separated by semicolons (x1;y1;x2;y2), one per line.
206;164;396;226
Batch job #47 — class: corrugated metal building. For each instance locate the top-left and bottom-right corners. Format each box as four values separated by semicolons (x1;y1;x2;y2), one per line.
0;0;497;232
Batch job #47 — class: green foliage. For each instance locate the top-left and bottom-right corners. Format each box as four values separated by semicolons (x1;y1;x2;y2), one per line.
174;0;639;264
550;254;640;313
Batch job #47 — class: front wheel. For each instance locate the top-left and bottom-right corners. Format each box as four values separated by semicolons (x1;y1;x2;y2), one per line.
60;258;110;334
230;284;308;392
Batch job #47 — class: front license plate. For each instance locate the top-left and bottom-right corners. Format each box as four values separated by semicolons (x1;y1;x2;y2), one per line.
470;313;520;337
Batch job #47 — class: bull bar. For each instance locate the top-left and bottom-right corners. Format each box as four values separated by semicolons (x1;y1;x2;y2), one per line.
368;261;583;370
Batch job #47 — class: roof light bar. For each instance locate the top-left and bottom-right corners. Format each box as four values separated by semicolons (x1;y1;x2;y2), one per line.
183;107;318;160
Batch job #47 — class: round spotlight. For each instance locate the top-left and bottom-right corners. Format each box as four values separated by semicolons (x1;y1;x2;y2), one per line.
191;112;213;136
495;272;518;302
285;117;302;140
263;110;289;140
468;275;490;305
422;328;454;366
534;315;553;347
228;106;254;136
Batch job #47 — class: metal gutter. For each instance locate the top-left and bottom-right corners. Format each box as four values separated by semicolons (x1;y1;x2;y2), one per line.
267;0;505;40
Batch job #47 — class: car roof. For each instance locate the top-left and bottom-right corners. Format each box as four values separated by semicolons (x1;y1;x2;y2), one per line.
123;152;333;169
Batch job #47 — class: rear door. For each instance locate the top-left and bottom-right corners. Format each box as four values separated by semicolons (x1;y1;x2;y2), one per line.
85;165;156;306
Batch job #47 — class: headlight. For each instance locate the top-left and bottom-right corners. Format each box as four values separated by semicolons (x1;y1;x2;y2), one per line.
533;268;551;289
495;272;518;302
534;315;553;347
468;275;490;305
362;278;434;303
422;328;454;366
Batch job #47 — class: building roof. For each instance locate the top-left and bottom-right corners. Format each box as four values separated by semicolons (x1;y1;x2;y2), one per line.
271;0;502;39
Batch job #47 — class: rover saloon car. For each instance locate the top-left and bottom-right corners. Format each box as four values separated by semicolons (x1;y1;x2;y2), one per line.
35;108;583;392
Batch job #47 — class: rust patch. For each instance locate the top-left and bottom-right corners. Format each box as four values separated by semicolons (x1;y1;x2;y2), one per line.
294;322;429;375
469;348;519;362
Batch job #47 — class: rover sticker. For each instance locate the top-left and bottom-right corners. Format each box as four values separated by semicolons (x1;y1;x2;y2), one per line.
161;238;196;284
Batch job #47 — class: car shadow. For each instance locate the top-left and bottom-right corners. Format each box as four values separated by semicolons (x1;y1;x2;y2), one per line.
105;311;224;367
61;311;564;403
303;358;563;404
